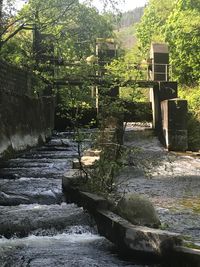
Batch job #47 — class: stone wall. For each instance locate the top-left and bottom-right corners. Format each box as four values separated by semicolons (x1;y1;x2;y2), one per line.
0;60;35;97
0;60;55;159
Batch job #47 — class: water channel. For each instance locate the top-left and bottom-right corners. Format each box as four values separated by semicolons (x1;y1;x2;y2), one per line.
117;123;200;247
0;132;160;267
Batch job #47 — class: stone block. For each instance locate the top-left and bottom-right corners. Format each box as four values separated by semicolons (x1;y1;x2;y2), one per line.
95;210;182;256
161;99;188;151
62;169;84;189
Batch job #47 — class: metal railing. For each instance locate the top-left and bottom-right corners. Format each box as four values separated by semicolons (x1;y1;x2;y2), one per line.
121;62;172;82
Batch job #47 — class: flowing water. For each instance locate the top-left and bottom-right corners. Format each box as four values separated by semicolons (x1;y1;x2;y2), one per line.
117;123;200;247
0;132;159;267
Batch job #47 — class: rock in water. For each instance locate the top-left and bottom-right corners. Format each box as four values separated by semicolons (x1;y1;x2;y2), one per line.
116;193;160;228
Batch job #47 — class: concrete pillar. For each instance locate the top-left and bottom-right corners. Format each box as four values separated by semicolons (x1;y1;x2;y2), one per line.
151;84;162;132
151;82;178;130
161;99;188;151
150;43;169;81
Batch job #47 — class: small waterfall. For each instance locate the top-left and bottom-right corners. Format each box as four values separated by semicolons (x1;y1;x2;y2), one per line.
0;132;158;267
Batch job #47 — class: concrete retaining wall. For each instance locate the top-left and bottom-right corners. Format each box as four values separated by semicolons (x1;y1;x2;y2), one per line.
0;61;55;159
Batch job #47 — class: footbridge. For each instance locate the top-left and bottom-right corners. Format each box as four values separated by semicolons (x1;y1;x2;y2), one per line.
54;42;188;151
0;39;188;156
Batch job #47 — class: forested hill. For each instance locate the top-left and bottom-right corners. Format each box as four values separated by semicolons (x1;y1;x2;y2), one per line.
119;7;144;28
116;7;144;50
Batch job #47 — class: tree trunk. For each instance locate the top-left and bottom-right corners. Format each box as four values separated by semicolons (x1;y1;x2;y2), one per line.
0;0;3;28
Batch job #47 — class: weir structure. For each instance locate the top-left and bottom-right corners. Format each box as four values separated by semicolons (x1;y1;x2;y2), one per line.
149;43;188;151
95;40;188;151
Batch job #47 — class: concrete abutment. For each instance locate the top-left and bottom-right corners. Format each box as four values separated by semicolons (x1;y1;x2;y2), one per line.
149;43;188;151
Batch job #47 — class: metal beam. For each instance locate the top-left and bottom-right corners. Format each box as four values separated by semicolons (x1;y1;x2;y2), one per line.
54;78;158;88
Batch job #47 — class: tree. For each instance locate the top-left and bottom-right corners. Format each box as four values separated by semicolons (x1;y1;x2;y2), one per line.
136;0;200;85
0;0;123;49
136;0;175;57
0;0;2;21
165;0;200;85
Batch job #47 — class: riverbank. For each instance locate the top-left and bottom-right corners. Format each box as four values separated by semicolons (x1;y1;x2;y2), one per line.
116;123;200;246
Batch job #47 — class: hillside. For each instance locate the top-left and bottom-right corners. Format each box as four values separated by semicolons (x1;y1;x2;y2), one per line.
119;7;144;28
116;7;144;50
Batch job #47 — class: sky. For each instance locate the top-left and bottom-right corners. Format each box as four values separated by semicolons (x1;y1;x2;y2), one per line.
15;0;148;12
88;0;148;12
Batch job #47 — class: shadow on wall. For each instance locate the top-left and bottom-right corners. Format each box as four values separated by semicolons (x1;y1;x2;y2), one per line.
0;92;55;159
0;60;56;159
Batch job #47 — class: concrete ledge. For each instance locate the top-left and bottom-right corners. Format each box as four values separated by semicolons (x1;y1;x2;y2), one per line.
95;209;181;256
63;134;200;266
62;173;200;265
63;176;183;257
62;169;83;188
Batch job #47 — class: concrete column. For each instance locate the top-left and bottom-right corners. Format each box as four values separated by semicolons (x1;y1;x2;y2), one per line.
151;84;162;132
161;99;188;151
151;81;178;134
150;43;169;81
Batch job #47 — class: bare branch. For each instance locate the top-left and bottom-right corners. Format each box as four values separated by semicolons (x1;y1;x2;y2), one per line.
0;23;25;46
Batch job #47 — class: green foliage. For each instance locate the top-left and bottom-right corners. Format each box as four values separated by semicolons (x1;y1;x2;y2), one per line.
165;2;200;85
106;46;145;81
58;84;93;111
136;0;200;85
86;145;124;194
0;28;33;66
179;86;200;150
0;0;114;65
136;0;174;56
104;45;149;105
115;24;137;50
179;86;200;119
119;87;148;102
